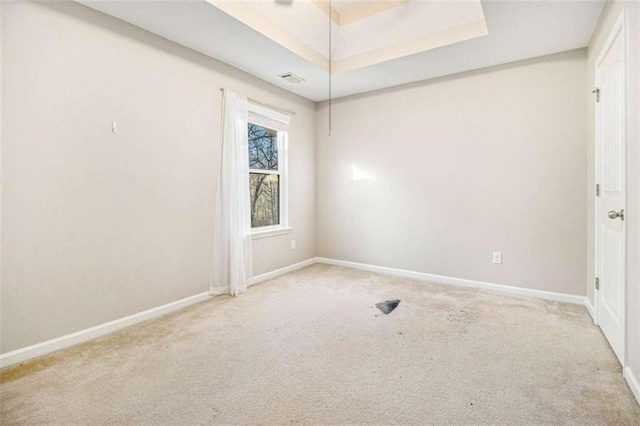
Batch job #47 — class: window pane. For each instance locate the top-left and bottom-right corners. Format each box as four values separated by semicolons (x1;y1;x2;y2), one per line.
250;173;280;228
248;123;278;170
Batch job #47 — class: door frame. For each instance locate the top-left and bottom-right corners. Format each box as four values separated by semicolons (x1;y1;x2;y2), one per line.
594;8;627;366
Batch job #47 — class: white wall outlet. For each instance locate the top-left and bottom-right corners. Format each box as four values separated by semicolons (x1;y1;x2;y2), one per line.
112;122;118;133
492;252;502;264
290;240;296;250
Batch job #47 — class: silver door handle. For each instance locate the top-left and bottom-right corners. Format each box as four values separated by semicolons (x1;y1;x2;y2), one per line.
608;209;624;220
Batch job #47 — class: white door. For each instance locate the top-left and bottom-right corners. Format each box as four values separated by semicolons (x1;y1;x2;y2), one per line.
595;11;626;365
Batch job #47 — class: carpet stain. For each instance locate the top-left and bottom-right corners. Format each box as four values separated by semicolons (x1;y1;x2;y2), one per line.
0;353;66;383
447;309;479;325
375;299;400;314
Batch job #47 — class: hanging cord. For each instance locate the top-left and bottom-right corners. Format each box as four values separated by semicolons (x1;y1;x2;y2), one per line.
328;0;332;136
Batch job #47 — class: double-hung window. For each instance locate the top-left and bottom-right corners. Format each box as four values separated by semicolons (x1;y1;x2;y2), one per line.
247;103;291;238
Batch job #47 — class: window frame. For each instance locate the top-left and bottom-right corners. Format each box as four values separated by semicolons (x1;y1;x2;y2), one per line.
247;103;291;239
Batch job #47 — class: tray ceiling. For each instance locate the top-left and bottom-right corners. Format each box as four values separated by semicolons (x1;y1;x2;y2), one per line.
76;0;605;102
210;0;488;74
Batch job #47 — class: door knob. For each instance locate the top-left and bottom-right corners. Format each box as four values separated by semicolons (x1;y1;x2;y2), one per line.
608;209;624;220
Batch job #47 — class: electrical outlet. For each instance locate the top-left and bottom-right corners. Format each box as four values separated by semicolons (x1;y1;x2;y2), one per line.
290;240;296;250
492;252;502;264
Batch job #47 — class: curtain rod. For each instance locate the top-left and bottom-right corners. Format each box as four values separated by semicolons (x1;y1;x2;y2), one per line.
219;88;296;116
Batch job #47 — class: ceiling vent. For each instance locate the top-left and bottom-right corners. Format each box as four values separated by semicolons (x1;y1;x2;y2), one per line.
278;72;305;84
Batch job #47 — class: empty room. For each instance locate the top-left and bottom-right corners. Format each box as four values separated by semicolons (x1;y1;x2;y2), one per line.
1;0;640;424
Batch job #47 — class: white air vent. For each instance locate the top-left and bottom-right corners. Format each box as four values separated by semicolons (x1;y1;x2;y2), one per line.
278;72;305;84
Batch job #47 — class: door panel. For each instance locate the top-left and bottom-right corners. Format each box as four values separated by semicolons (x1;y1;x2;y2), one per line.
596;13;626;365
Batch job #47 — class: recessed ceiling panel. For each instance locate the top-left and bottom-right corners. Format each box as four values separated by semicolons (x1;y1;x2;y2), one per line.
335;1;486;60
207;0;488;73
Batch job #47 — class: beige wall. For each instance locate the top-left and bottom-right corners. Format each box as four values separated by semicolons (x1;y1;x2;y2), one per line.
586;0;640;392
0;1;316;353
316;49;588;296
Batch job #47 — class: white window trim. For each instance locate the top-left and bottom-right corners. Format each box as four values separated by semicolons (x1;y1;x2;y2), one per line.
251;226;293;240
248;103;290;237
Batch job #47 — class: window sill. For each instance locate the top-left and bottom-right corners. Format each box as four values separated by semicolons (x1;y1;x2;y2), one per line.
251;226;293;240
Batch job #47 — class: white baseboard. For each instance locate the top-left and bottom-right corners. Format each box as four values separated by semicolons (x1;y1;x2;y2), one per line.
624;366;640;406
585;297;597;323
250;257;317;286
0;256;589;368
0;292;211;369
0;257;318;369
316;257;586;305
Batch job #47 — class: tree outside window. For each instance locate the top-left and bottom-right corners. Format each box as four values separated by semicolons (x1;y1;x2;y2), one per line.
248;123;281;228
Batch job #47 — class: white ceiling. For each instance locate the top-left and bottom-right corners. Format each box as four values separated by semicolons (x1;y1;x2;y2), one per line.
77;0;605;102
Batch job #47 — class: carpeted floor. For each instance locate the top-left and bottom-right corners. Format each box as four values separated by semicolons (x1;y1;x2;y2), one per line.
1;264;639;425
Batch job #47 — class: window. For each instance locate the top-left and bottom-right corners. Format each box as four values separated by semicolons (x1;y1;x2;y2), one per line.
247;103;290;238
248;123;280;227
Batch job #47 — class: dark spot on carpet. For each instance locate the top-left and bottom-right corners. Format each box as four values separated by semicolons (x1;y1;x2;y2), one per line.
376;299;400;314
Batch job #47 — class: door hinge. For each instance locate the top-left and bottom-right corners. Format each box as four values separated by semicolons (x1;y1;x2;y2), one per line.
595;277;600;290
593;87;600;103
596;184;600;197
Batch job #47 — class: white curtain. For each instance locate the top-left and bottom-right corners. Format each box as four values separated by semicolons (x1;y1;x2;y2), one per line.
210;90;253;296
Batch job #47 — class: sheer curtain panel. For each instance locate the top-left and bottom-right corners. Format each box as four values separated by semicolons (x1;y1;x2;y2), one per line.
210;90;253;296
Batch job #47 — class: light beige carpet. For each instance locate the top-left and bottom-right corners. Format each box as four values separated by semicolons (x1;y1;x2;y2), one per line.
1;264;639;425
